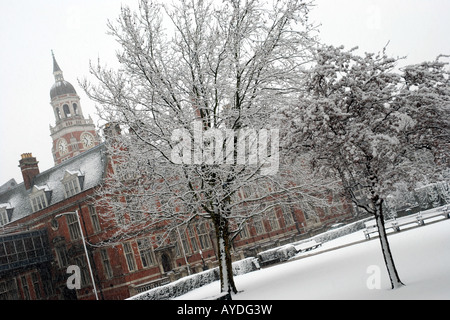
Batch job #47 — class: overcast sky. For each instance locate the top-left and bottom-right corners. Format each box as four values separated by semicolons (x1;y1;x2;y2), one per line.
1;0;449;185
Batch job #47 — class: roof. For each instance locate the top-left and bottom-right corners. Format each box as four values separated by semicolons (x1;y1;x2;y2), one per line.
50;80;77;99
0;143;107;226
52;50;62;73
0;179;17;194
50;51;77;99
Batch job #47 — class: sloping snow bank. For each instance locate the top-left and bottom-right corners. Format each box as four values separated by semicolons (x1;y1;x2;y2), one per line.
128;257;259;300
175;218;450;300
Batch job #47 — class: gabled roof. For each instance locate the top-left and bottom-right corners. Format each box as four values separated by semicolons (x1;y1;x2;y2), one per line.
0;179;17;194
0;143;107;225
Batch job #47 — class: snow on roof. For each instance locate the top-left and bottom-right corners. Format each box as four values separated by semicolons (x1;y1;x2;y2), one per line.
0;203;12;209
0;143;107;224
64;169;83;176
0;179;18;195
32;185;51;192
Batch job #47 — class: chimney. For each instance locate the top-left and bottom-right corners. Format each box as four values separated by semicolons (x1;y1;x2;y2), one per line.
19;153;40;190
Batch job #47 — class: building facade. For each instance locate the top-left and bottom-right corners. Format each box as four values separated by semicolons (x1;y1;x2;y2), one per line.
0;55;354;300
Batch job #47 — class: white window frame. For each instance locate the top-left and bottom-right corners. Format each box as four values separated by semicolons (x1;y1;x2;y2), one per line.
266;211;280;231
66;213;81;241
123;242;137;272
238;223;250;239
100;249;113;279
61;170;83;199
29;187;50;213
253;216;265;235
197;222;212;249
88;205;101;233
137;238;155;268
0;207;9;226
281;206;295;226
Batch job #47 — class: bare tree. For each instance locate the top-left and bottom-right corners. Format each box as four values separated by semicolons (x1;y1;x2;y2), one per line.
82;0;339;296
282;44;450;289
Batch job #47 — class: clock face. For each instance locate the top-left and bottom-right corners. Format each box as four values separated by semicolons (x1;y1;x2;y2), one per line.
58;139;68;155
81;133;94;148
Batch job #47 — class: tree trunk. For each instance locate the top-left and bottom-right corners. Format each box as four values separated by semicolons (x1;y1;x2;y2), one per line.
374;199;404;289
214;216;238;297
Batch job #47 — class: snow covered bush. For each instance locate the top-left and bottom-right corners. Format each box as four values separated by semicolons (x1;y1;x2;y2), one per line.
232;257;260;276
257;244;297;265
129;257;259;300
312;220;367;243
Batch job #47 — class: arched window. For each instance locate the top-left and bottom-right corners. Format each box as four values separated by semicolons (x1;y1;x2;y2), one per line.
55;107;61;120
63;104;71;118
73;103;78;115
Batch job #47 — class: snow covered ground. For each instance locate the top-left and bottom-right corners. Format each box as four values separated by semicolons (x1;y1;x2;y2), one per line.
175;215;450;300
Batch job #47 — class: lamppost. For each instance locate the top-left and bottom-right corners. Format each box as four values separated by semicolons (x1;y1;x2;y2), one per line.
55;210;99;300
176;226;191;275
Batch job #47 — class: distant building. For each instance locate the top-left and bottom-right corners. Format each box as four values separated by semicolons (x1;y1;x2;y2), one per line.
49;51;100;165
0;54;354;300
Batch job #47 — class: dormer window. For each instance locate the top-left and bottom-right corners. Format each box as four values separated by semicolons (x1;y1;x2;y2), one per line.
0;204;13;226
61;170;84;198
30;186;52;213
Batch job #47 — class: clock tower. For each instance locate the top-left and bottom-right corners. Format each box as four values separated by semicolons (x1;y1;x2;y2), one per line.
49;52;100;164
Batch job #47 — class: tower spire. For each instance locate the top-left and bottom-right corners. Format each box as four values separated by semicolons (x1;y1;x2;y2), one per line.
51;50;64;82
49;52;100;164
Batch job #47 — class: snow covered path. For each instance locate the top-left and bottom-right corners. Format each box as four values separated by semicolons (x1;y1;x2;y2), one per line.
175;218;450;300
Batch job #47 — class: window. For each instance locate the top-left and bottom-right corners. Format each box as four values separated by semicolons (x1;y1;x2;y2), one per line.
123;242;137;272
66;213;81;241
32;193;48;212
238;224;249;239
29;186;51;213
179;229;191;254
41;269;54;297
88;205;101;233
31;193;47;212
55;245;69;268
0;208;9;226
15;239;26;261
0;279;19;300
170;232;182;257
21;276;30;300
61;170;83;198
113;196;126;225
253;216;265;235
197;223;211;249
266;211;280;231
137;238;155;268
100;249;113;279
126;195;142;222
188;227;198;252
240;185;254;199
75;256;89;287
282;206;295;226
73;103;78;115
63;104;71;118
0;233;49;271
64;179;80;198
303;206;312;220
31;273;41;300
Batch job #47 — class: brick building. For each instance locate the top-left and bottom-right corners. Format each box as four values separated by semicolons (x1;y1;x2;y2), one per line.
0;55;354;300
